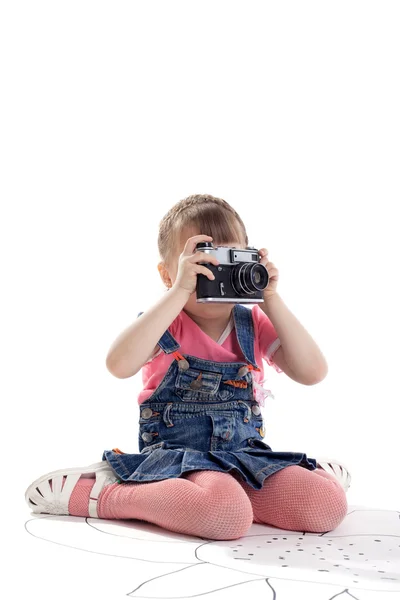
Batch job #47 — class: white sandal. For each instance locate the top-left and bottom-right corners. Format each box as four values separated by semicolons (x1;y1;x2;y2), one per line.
25;461;119;518
314;457;352;492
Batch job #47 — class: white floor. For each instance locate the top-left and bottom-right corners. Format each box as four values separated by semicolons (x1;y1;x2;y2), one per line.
18;495;400;600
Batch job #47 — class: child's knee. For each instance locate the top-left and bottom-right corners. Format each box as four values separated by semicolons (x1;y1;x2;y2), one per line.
200;473;254;539
316;484;348;531
249;465;348;533
206;491;253;539
300;470;348;532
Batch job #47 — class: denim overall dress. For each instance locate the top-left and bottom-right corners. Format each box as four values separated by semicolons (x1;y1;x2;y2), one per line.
102;304;317;490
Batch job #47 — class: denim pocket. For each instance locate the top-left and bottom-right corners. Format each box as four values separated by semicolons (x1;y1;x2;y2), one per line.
175;368;222;394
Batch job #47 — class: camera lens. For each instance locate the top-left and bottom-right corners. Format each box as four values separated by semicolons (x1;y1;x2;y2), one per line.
195;242;213;250
231;262;269;295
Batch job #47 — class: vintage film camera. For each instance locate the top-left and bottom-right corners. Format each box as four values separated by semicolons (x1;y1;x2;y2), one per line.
195;242;269;303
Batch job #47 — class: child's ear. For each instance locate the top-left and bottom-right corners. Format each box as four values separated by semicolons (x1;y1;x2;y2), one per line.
157;262;172;288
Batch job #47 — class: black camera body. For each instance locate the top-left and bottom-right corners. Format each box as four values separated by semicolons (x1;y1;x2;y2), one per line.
195;242;269;303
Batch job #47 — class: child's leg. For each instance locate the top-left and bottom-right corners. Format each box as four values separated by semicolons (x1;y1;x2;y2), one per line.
233;466;348;533
67;469;254;540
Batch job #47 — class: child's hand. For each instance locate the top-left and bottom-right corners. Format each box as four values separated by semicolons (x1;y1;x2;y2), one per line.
259;248;279;301
173;234;220;294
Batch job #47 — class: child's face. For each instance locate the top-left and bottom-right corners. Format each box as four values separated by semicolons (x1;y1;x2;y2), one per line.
160;230;247;317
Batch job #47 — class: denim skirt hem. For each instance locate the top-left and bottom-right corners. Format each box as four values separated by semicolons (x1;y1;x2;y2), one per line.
101;443;318;490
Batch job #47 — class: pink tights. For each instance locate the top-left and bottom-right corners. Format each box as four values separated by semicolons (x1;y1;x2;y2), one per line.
65;466;348;540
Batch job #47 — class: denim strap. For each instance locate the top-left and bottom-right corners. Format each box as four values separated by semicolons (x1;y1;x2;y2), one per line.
137;312;180;354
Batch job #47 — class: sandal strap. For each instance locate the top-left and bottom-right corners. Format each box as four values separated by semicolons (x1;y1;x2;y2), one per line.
88;470;116;518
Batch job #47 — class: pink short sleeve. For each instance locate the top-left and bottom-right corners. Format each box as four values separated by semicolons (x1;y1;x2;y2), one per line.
252;304;283;373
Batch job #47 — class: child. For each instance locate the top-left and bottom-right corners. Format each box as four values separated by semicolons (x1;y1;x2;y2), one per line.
25;194;349;541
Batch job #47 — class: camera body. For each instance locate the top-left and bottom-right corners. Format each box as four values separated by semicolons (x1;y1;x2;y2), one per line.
195;242;269;303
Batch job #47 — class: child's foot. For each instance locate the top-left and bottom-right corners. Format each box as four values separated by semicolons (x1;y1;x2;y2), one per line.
314;457;352;491
25;461;119;517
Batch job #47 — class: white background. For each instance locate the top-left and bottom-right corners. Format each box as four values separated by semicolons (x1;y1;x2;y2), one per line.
2;0;399;545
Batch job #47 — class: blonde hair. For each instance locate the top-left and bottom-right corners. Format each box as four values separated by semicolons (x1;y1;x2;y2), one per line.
158;194;249;266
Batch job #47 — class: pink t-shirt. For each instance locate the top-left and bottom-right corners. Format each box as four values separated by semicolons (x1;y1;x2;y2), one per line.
137;304;282;406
